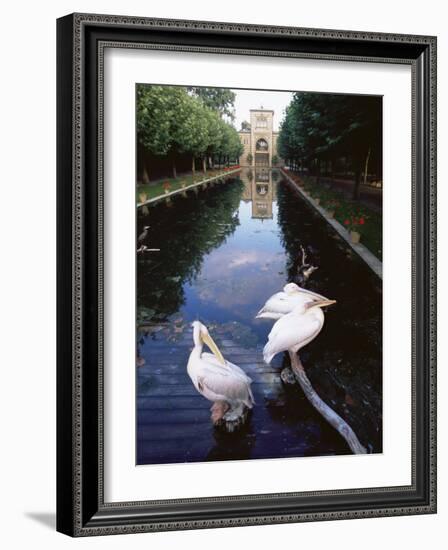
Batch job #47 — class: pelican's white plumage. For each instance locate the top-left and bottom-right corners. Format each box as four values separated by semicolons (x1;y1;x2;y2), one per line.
263;298;336;364
187;321;254;425
256;282;328;320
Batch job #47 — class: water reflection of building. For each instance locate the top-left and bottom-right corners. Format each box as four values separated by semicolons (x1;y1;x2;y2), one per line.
239;168;276;219
238;108;282;167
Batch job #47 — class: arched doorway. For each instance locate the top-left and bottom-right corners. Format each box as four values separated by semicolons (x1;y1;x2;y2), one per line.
255;138;269;166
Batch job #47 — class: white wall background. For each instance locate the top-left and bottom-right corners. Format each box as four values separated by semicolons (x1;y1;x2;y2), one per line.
0;1;445;548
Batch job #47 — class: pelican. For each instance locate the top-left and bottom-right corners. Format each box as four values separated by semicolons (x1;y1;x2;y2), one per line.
187;321;255;427
256;282;328;320
137;225;150;245
263;298;336;364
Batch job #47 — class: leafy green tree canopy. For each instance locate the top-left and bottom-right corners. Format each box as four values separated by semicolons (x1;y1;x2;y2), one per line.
137;85;243;175
188;87;236;120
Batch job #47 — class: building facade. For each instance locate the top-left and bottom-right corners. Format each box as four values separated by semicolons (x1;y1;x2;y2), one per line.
238;108;282;167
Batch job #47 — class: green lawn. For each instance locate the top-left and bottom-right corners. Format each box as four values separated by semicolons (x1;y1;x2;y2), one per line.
285;172;382;261
137;168;240;203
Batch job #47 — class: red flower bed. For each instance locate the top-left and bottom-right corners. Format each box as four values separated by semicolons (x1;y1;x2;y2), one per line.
343;216;365;232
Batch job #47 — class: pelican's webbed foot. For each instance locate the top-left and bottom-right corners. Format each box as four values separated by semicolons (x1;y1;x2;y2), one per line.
214;404;249;433
210;401;230;424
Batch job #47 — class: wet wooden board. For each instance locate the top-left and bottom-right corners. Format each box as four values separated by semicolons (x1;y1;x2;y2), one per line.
137;328;354;464
136;396;289;410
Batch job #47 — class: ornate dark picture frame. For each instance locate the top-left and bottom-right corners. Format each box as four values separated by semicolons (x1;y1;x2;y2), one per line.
56;13;437;536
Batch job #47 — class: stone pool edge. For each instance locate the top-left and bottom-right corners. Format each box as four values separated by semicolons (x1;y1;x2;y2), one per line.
137;167;243;207
281;169;383;280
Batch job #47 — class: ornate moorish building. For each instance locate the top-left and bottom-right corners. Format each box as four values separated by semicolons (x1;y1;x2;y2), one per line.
238;108;282;167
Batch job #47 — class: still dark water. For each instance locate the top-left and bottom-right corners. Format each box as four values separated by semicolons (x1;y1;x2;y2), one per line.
137;169;382;465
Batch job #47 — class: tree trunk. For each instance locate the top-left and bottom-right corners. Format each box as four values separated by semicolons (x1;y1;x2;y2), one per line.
192;156;196;176
316;158;321;184
363;147;371;187
172;162;177;179
352;164;361;200
288;351;367;455
142;162;150;185
202;157;207;174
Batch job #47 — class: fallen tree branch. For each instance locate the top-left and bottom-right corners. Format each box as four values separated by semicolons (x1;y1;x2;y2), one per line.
288;350;367;455
300;245;307;266
297;245;318;283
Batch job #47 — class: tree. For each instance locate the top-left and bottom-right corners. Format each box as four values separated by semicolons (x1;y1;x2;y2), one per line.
241;120;251;131
137;85;176;182
137;85;194;179
278;92;382;199
203;108;225;172
177;98;210;176
213;121;242;166
137;84;243;180
189;87;236;120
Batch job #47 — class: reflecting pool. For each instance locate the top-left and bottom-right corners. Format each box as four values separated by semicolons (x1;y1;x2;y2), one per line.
136;169;382;464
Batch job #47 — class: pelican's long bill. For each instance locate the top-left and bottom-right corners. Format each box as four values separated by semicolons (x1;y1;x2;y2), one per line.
201;331;226;365
306;298;337;310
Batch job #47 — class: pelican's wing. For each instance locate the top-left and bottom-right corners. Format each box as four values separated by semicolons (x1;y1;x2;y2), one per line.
198;355;254;407
298;287;328;301
201;353;252;384
263;313;322;363
256;291;289;316
257;289;326;318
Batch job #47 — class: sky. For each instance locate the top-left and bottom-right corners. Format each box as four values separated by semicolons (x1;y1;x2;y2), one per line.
232;88;294;131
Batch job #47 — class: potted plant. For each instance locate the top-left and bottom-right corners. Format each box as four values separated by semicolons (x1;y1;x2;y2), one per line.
325;199;340;219
163;181;171;194
343;216;366;243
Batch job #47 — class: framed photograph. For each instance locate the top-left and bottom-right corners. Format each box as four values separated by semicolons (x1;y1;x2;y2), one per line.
57;13;437;536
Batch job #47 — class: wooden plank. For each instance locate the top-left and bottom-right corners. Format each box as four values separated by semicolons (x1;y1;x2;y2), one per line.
136;396;289;410
137;401;287;425
138;408;212;424
139;422;217;440
137;396;207;410
137;383;282;398
137;372;280;385
144;352;268;364
138;365;278;376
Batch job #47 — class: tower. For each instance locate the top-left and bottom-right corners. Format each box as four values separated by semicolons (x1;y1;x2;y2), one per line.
238;108;281;167
250;108;273;167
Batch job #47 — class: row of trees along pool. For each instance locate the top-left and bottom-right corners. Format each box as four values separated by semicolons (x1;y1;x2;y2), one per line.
137;85;243;183
277;92;382;200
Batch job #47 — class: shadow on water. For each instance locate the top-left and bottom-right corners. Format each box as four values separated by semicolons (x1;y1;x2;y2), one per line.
137;169;382;464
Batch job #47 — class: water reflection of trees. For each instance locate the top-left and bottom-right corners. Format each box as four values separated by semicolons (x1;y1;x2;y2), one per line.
137;178;244;323
276;183;315;285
